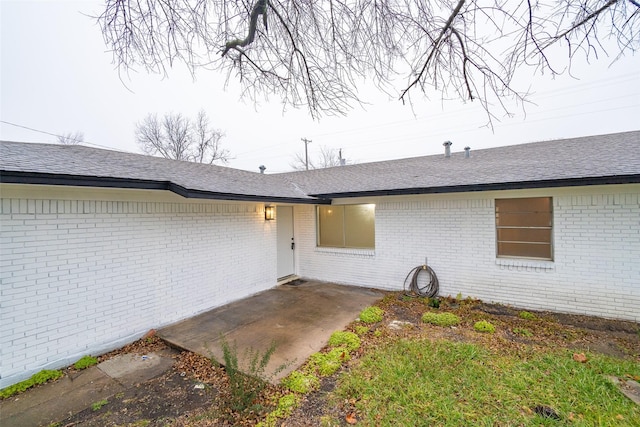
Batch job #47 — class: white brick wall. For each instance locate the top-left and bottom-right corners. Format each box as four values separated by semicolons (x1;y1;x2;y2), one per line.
2;183;638;388
0;188;277;388
294;185;640;322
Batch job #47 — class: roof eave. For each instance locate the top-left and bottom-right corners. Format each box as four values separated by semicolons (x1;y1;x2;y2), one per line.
0;170;329;205
308;175;640;199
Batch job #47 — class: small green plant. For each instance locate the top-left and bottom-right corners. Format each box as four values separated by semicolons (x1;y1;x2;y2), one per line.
74;355;98;370
518;311;537;320
474;320;496;333
328;331;361;352
381;294;397;303
282;371;320;393
220;339;278;412
427;298;441;308
359;306;384;323
421;312;460;327
259;393;299;427
513;327;533;337
455;292;463;301
91;399;108;411
310;347;350;376
354;325;369;336
0;369;63;399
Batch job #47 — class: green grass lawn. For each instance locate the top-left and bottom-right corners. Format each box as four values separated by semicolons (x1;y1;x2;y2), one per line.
335;339;640;426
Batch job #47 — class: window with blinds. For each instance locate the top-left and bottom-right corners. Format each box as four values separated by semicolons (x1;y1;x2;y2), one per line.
317;204;375;249
495;197;553;260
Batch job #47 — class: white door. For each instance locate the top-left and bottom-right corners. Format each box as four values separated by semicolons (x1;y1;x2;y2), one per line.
277;206;295;279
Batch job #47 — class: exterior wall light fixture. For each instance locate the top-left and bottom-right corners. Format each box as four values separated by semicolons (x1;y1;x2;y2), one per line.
265;205;275;221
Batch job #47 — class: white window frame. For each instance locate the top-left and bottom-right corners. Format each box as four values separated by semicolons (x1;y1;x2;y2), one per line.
495;197;553;260
316;204;375;249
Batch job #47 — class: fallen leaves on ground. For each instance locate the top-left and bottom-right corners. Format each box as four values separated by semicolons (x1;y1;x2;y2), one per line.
97;334;168;363
573;352;588;363
345;412;358;424
175;351;227;385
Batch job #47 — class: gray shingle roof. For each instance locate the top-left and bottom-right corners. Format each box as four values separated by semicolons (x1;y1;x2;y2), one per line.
1;131;639;201
277;131;640;197
0;142;312;202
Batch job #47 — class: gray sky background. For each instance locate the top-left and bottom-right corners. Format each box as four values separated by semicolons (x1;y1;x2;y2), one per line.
1;0;639;173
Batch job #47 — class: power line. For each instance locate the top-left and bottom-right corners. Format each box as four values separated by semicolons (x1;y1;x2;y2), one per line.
306;72;638;140
0;120;134;152
249;91;636;164
353;103;640;163
311;93;639;152
229;72;638;165
252;99;637;167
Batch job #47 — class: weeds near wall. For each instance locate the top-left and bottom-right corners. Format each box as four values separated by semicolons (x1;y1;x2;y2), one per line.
74;355;98;370
0;369;63;399
220;339;281;413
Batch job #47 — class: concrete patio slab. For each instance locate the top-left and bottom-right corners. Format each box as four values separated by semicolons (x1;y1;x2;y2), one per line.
158;281;384;382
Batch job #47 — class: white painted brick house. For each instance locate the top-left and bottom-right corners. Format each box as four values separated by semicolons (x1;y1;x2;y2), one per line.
1;131;639;388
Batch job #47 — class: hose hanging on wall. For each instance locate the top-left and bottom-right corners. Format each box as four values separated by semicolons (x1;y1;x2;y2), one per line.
403;264;439;298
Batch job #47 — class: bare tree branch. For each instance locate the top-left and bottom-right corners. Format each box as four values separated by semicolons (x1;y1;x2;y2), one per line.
400;0;467;103
98;0;640;119
222;0;269;56
56;131;85;145
290;145;351;170
544;0;618;50
135;110;230;164
191;109;230;164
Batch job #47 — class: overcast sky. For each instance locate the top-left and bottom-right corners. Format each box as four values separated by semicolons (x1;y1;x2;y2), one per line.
1;1;639;173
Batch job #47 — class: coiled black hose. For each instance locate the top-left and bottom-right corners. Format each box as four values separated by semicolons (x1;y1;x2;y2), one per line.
403;265;439;298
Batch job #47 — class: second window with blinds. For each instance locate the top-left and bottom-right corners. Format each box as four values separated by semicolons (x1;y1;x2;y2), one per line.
317;204;375;249
495;197;553;260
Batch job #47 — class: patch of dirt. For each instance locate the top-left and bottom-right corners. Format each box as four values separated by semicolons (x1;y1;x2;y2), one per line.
59;369;216;427
473;302;518;316
57;350;224;427
549;312;640;334
383;295;427;323
586;340;629;359
33;294;640;426
281;376;344;426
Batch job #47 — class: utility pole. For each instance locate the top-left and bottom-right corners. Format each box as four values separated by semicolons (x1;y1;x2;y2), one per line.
301;137;312;170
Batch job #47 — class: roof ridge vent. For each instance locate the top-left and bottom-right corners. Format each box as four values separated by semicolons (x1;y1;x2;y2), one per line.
443;141;453;158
